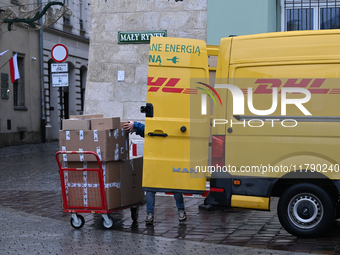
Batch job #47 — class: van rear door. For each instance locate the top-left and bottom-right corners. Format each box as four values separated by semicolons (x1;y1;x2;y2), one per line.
142;37;210;194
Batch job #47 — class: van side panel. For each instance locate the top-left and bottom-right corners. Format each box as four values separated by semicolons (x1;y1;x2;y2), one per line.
143;37;210;194
214;31;340;210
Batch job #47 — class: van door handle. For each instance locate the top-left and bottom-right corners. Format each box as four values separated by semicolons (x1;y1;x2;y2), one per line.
148;132;168;137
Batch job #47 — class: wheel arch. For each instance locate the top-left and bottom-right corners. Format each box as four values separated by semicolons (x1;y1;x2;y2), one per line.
270;171;339;202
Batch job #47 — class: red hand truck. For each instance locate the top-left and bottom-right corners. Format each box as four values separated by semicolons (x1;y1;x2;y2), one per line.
56;151;139;229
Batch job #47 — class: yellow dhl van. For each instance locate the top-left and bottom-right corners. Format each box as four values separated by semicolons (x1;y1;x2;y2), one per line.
141;30;340;238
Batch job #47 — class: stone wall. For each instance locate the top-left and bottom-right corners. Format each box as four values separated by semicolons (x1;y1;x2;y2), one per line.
85;0;207;122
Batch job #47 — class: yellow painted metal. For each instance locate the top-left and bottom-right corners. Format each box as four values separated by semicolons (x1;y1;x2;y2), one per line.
231;195;270;210
142;37;210;193
212;37;233;136
207;45;219;56
213;29;340;180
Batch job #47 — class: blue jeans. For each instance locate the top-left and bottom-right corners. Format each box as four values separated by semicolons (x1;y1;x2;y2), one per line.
146;191;184;215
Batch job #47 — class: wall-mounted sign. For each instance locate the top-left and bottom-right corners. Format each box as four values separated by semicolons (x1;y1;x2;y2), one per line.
51;44;68;62
117;71;125;81
52;73;69;87
51;63;68;73
118;30;167;44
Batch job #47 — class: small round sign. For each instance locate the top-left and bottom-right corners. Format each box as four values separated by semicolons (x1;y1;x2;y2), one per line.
51;44;68;63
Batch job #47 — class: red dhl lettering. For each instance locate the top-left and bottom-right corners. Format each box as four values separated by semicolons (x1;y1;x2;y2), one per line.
147;77;336;95
250;79;331;94
147;77;197;94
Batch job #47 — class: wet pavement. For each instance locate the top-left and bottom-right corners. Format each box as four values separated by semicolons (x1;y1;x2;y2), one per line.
1;142;340;254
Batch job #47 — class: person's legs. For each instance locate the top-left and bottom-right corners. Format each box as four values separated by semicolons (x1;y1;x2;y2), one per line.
145;191;155;225
173;192;184;211
173;192;186;222
146;191;156;215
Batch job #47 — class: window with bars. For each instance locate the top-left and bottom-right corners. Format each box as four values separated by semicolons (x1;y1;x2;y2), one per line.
283;0;340;31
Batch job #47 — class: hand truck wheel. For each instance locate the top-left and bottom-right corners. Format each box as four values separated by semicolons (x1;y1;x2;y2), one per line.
130;206;139;221
70;214;85;229
102;214;114;229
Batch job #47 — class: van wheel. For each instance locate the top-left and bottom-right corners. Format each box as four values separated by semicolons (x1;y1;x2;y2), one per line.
277;183;335;238
336;205;340;219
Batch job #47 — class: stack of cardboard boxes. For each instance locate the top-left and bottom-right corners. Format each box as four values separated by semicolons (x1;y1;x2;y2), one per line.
59;115;143;210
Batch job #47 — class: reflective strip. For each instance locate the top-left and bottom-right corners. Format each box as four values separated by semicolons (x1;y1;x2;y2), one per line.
132;144;137;156
210;187;224;192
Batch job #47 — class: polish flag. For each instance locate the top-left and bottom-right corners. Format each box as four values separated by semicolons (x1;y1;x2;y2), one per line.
0;50;8;57
9;53;20;83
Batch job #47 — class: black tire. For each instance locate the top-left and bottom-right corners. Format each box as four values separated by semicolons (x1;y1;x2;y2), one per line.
277;183;335;238
70;214;85;229
102;215;114;229
131;206;139;221
336;205;340;219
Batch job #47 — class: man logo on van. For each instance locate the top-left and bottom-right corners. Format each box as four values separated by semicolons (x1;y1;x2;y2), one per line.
173;167;198;174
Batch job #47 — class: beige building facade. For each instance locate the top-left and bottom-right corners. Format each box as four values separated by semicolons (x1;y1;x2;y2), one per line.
0;1;41;147
85;0;207;124
0;0;91;147
43;0;91;141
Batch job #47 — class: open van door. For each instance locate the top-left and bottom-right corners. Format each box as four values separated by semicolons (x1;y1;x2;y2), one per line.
141;37;210;194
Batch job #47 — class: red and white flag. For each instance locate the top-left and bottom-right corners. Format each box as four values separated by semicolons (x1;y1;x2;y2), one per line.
9;53;20;83
0;50;8;57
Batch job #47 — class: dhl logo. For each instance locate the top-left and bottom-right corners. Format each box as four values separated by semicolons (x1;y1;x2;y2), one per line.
148;77;340;95
147;77;197;94
242;79;339;94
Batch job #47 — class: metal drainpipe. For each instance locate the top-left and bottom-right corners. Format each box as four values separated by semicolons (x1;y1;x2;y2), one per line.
39;0;46;143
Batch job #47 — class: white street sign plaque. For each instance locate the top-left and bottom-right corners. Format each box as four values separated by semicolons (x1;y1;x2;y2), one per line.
51;63;68;73
52;73;69;87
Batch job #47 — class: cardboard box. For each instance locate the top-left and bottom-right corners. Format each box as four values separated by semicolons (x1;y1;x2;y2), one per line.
66;161;121;184
59;129;128;161
62;119;91;131
92;117;120;130
65;161;121;209
63;158;143;209
67;186;118;208
120;157;144;206
70;114;103;120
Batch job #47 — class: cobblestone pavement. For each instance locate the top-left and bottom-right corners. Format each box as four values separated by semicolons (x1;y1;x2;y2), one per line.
0;142;339;254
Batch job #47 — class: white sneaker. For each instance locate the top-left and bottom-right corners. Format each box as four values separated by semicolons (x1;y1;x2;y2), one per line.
178;210;187;222
145;213;154;225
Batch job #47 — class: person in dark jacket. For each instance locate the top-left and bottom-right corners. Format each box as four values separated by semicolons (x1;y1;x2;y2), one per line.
123;121;187;225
